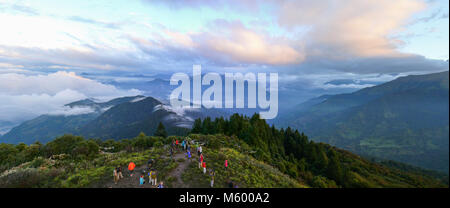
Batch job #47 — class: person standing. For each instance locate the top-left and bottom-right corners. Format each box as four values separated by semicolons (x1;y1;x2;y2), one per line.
148;170;152;184
139;175;145;186
198;153;203;168
151;170;157;186
202;161;206;174
209;169;215;188
186;150;192;162
128;162;136;176
117;166;123;180
113;168;118;184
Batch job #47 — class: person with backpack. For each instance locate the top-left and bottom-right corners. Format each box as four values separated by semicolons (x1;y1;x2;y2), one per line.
151;170;157;186
148;170;153;184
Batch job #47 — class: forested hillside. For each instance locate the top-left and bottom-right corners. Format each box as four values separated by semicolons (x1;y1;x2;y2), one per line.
1;114;447;188
280;71;449;173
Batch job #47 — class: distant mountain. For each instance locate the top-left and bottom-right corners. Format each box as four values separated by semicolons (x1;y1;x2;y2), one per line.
1;95;230;144
1;95;146;144
79;96;230;140
280;71;449;173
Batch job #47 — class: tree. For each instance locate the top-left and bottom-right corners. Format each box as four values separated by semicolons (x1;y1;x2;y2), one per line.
191;118;202;133
326;149;343;184
155;122;168;138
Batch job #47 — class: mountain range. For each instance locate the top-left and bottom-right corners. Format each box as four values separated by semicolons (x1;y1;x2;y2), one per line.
1;96;229;144
1;71;449;174
279;71;449;173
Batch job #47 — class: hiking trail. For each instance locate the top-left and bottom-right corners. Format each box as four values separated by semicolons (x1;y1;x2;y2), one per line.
167;151;192;188
103;148;196;188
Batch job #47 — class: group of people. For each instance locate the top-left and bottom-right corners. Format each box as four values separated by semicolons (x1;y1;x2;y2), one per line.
112;137;233;188
113;166;124;184
112;159;164;188
179;138;226;188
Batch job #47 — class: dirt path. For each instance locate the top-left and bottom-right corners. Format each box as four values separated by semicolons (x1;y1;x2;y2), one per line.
102;148;194;188
167;151;192;188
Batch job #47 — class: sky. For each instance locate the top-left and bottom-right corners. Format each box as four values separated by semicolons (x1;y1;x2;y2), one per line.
0;0;449;130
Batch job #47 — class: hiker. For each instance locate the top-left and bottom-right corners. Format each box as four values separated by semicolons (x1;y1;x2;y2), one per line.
228;180;234;188
113;168;118;184
147;159;154;169
198;145;203;155
169;147;174;160
139;175;145;186
151;170;157;186
128;162;136;176
186;150;192;162
202;161;206;174
198;153;203;168
187;144;191;152
209;169;215;188
224;159;228;170
157;181;164;188
148;170;152;184
182;140;186;150
117;166;123;179
176;139;179;149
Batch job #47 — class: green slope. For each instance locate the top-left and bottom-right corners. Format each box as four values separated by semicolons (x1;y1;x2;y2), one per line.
283;71;449;173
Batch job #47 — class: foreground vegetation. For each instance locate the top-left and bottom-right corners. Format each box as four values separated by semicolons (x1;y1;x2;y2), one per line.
0;114;448;188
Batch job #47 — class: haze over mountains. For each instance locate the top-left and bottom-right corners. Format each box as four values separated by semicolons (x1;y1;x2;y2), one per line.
279;71;449;173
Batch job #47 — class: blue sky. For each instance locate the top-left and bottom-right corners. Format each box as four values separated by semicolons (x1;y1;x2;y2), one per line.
0;0;449;129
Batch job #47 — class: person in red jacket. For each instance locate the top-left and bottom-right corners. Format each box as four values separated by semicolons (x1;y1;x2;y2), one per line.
202;161;206;174
198;153;204;168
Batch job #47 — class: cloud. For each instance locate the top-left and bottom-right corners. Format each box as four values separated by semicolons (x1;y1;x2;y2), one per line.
68;16;121;29
277;0;425;59
0;71;141;125
193;20;304;65
130;20;304;65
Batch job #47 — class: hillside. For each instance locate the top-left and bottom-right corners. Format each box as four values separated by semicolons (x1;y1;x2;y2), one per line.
280;71;449;173
0;128;446;188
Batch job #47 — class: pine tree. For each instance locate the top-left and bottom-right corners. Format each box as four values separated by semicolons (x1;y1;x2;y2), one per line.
192;118;202;133
155;122;167;138
326;149;343;184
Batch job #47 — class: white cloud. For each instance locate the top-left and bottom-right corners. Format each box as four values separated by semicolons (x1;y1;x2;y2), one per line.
0;71;142;126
